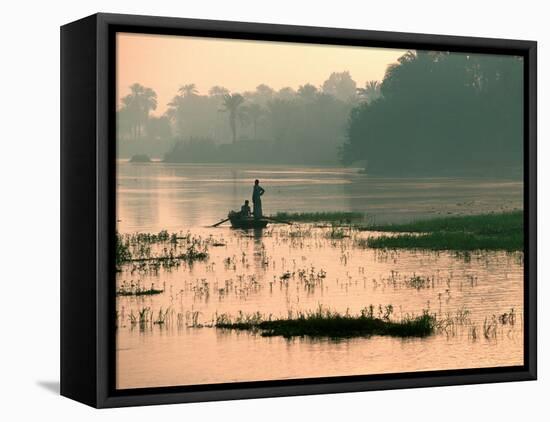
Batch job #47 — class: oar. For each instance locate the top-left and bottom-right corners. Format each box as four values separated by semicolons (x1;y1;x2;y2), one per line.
211;217;230;227
265;216;293;225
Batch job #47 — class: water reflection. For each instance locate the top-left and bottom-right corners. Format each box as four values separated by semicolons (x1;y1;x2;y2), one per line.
117;162;522;232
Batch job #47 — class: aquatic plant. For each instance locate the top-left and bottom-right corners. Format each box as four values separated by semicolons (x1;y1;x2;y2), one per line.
499;308;516;325
154;307;171;325
483;315;499;339
115;232;132;270
280;271;292;281
214;305;435;339
284;226;313;238
187;310;202;327
325;224;350;239
116;230;212;271
121;241;208;271
116;280;164;296
127;307;152;329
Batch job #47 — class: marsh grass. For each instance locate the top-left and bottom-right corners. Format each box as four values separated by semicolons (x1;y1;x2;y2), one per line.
325;224;351;239
358;211;523;251
116;281;164;296
116;231;209;270
365;231;522;251
116;232;132;270
215;305;435;339
117;298;520;344
405;275;432;290
286;226;313;238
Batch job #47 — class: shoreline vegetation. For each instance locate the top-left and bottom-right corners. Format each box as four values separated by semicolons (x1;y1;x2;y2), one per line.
272;210;523;251
129;153;152;163
360;211;523;252
215;307;435;339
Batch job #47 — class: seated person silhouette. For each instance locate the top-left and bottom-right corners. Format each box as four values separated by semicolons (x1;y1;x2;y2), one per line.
240;200;251;217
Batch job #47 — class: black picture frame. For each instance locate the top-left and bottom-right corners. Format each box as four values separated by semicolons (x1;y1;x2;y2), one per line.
60;12;537;408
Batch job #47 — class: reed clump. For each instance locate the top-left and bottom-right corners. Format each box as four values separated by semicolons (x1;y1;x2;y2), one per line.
116;281;164;296
115;231;209;270
214;305;435;339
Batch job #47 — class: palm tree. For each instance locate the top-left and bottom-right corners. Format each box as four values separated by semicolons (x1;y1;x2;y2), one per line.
243;103;264;139
120;83;157;140
221;93;245;143
357;80;381;103
178;83;198;97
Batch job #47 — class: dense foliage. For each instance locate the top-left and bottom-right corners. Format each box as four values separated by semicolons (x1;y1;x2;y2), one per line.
361;211;523;251
341;51;523;175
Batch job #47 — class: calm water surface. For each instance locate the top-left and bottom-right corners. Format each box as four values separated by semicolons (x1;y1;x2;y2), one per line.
116;162;523;389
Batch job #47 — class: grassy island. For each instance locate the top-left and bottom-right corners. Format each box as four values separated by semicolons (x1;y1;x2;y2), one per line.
215;307;435;339
359;211;523;251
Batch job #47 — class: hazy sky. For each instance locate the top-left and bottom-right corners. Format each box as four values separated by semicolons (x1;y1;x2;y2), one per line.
117;33;406;115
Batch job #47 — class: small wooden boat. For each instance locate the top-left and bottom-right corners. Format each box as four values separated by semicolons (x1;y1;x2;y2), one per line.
228;211;269;229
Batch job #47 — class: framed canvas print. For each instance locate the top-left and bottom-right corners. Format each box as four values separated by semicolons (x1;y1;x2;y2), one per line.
60;13;537;408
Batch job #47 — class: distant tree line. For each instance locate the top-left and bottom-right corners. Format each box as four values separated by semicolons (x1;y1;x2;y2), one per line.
117;71;381;163
341;51;523;175
117;52;523;176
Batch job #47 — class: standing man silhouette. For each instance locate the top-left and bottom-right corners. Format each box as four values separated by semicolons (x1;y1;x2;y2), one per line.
252;179;265;219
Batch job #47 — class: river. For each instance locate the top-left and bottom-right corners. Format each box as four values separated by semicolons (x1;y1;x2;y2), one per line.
116;161;523;389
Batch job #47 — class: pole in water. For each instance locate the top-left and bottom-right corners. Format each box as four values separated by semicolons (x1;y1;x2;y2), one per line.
211;217;230;227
